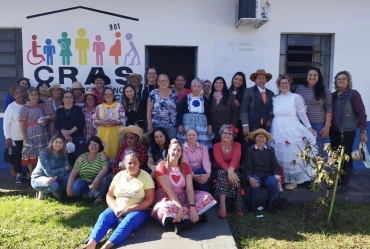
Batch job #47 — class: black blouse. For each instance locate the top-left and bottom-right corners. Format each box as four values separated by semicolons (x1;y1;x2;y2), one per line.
54;105;85;137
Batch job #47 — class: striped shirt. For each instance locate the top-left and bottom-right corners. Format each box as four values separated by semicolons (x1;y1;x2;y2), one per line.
74;152;109;182
182;142;211;174
295;85;332;124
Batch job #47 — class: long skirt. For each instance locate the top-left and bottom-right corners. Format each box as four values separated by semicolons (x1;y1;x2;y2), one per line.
214;169;245;212
97;125;120;159
22;124;49;165
151;188;216;226
177;113;214;149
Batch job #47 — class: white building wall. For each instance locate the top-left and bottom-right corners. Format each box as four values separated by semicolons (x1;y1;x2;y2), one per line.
1;0;370;110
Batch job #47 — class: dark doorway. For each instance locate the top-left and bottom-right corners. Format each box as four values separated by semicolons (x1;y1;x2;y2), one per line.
145;46;197;88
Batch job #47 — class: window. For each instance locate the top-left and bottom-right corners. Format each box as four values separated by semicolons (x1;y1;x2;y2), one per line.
0;29;23;110
279;34;332;92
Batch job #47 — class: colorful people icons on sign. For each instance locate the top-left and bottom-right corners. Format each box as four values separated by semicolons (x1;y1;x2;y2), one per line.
75;28;89;66
27;26;140;67
93;35;105;65
58;32;73;65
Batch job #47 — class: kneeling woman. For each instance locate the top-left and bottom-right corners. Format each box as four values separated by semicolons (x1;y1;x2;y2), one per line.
31;135;72;200
77;152;155;249
66;136;110;203
151;139;216;233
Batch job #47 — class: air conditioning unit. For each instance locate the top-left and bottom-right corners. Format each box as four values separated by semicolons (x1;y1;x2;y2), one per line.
235;0;271;28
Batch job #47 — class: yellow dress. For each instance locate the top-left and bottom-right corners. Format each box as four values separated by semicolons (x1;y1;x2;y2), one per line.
96;102;126;159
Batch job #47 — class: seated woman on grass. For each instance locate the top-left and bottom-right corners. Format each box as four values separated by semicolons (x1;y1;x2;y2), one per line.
66;136;110;204
77;152;155;249
31;134;72;200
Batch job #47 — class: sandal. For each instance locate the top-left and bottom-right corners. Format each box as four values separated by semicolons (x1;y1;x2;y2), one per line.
285;183;297;190
36;191;44;200
94;197;103;204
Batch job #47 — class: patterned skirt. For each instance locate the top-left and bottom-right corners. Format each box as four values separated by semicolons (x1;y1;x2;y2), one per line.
177;113;214;149
151;188;216;226
22;124;49;165
214;169;245;212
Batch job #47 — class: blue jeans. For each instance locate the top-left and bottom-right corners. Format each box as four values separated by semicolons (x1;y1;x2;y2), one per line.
72;174;109;198
69;136;86;165
311;123;330;155
31;173;70;196
193;167;210;192
164;127;177;140
87;208;149;246
249;175;278;204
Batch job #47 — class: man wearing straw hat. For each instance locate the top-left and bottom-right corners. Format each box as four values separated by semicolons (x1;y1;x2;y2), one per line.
240;69;275;136
243;128;280;214
126;73;143;99
111;125;148;177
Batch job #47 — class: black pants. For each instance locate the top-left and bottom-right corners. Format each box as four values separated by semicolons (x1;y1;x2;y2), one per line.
13;140;24;174
329;130;356;185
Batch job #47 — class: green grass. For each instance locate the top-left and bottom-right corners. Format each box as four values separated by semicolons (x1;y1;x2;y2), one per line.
227;202;370;249
0;195;107;249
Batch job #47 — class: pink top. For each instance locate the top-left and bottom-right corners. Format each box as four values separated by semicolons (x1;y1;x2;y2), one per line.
177;89;192;103
156;161;192;190
182;142;211;174
213;142;241;171
92;88;103;105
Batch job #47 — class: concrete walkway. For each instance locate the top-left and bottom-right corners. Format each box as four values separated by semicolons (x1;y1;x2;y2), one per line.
1;169;370;249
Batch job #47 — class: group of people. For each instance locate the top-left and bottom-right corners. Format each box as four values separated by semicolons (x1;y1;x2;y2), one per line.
3;66;367;249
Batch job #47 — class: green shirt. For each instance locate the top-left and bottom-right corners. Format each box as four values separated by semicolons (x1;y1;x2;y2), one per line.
74;152;109;182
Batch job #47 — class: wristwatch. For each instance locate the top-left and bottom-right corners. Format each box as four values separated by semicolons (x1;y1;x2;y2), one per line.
361;130;367;134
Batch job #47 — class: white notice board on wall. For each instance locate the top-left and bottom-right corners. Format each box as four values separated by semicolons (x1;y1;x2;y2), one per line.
214;39;265;85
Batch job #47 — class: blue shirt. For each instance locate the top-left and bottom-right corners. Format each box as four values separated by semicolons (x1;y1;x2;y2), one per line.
31;150;69;179
3;92;15;112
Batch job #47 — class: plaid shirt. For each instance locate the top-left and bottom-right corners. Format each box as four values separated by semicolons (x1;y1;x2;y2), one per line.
82;107;97;143
112;142;147;176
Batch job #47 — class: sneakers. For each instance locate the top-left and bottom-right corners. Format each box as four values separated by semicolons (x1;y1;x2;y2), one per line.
15;176;22;184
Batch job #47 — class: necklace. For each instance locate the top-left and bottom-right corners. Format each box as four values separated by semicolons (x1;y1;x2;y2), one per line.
65;108;72;115
221;143;232;153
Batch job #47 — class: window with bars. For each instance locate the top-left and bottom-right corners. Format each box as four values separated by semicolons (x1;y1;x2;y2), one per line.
0;29;23;110
279;34;332;92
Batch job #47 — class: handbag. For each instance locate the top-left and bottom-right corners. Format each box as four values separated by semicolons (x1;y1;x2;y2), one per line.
272;192;289;209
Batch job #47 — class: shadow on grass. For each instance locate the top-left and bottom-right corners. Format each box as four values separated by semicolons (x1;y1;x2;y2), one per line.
227;202;370;248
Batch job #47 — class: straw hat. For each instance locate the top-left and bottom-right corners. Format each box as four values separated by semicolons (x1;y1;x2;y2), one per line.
126;73;142;82
250;69;272;82
84;90;96;96
119;125;144;141
247;128;273;143
89;73;111;85
47;82;66;96
352;142;370;169
72;81;83;89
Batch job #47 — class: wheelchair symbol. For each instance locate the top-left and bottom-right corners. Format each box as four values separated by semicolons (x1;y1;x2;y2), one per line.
27;35;46;65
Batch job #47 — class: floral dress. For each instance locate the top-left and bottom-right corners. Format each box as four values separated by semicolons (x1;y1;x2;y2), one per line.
148;89;177;129
43;98;62;138
94;102;126;159
151;161;216;226
19;104;50;165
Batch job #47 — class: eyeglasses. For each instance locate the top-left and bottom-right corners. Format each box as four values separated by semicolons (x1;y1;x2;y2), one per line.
89;143;99;147
279;82;290;86
222;132;233;136
104;93;113;96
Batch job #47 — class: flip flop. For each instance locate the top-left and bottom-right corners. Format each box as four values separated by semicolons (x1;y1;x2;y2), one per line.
94;197;103;204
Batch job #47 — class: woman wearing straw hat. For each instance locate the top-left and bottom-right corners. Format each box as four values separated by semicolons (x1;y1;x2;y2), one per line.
72;81;85;108
43;83;65;138
244;129;280;214
112;125;147;177
82;91;98;144
270;75;316;190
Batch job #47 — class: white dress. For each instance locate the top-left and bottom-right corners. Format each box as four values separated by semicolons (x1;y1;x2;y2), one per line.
270;92;316;184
